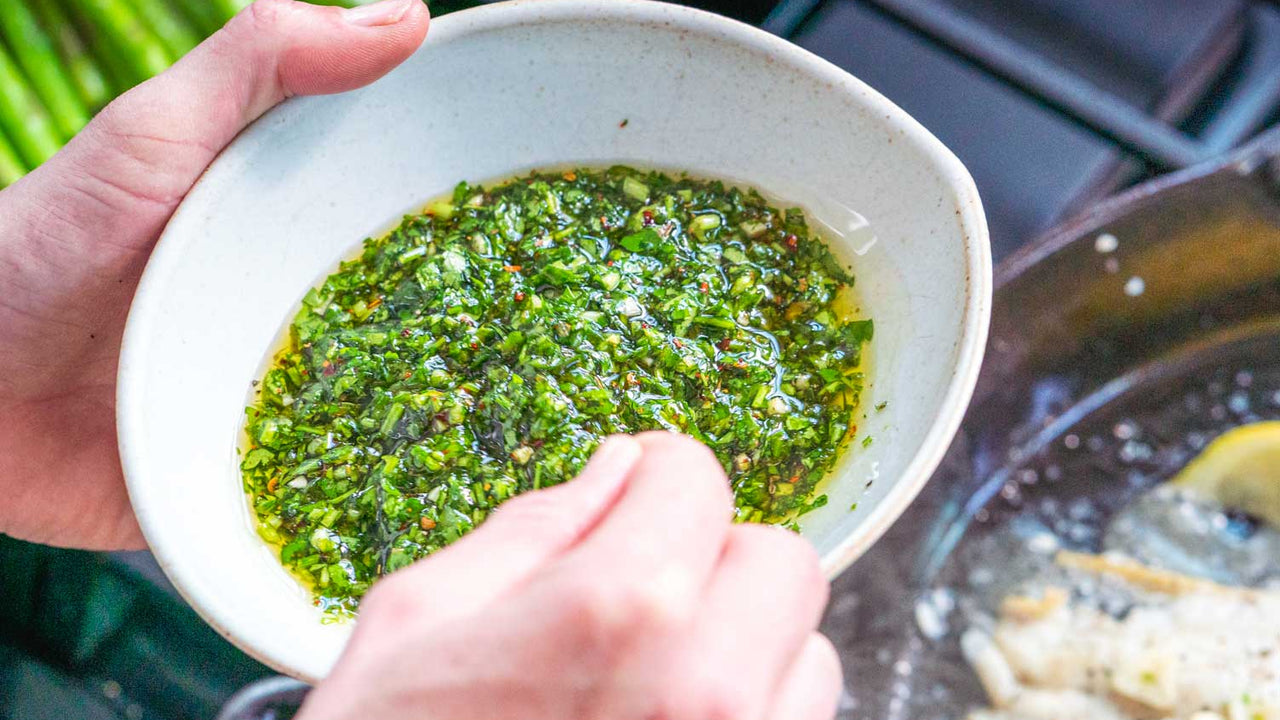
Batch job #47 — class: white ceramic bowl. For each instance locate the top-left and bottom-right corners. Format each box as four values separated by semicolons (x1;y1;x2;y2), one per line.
118;0;990;681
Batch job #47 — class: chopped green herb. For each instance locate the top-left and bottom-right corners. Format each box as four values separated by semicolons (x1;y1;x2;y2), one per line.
241;167;873;614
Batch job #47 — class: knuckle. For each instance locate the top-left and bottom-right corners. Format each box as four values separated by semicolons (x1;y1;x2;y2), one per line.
636;431;722;470
776;528;826;589
227;0;291;36
634;432;733;504
489;490;580;543
557;575;681;655
731;525;828;604
247;0;288;26
742;524;822;575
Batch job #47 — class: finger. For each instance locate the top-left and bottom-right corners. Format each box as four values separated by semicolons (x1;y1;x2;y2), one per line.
766;634;844;720
360;435;642;625
677;524;830;713
544;431;735;623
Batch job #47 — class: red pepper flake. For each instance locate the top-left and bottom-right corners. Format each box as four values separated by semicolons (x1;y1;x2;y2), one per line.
400;328;412;337
785;234;799;250
469;341;478;349
673;339;684;349
266;476;279;492
642;210;655;226
503;265;523;272
641;322;650;329
620;118;630;128
717;337;732;351
563;171;577;181
515;291;526;302
699;281;709;293
606;260;614;267
600;216;611;229
420;517;436;531
403;371;412;379
367;297;382;310
789;474;800;483
300;369;310;376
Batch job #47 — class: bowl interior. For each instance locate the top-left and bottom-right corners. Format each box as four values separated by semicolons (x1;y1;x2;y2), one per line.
118;0;989;680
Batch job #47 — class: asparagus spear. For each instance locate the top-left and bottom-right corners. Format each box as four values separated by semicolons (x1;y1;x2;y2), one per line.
211;0;251;22
28;0;111;110
0;1;90;139
66;0;140;93
65;0;172;84
124;0;199;58
0;41;62;167
171;0;225;36
0;129;27;188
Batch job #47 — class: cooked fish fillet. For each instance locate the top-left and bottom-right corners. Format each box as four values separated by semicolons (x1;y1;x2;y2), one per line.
964;553;1280;720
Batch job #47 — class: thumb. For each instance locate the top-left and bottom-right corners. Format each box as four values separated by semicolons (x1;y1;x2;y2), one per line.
12;0;429;253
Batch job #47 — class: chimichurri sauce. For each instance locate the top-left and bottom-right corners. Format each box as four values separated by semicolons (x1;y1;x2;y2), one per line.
241;167;873;614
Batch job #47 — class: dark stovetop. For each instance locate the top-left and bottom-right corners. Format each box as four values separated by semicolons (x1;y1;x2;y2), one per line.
704;0;1280;259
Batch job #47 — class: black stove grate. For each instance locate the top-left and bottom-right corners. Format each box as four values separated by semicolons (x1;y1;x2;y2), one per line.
762;0;1280;258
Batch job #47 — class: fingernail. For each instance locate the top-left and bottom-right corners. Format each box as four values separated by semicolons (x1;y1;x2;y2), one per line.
586;435;642;478
344;0;413;26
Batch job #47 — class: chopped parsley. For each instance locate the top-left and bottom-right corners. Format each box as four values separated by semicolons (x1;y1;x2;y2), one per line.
241;167;872;614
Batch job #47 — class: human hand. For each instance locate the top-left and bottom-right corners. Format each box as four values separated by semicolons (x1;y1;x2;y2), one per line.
300;432;842;720
0;0;429;550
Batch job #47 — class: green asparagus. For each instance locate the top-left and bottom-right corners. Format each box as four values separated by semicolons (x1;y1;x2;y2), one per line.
29;0;111;110
0;1;89;139
210;0;251;21
0;41;62;167
0;129;27;188
65;0;171;85
171;0;225;36
125;0;199;58
68;1;138;94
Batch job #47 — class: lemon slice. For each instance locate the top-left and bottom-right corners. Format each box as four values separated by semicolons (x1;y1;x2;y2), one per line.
1170;421;1280;528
